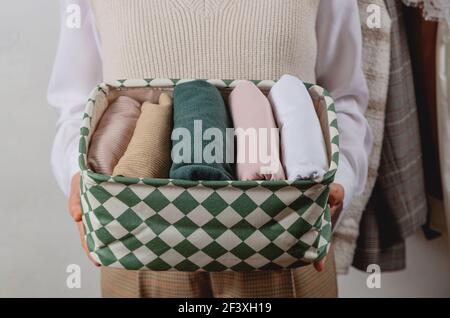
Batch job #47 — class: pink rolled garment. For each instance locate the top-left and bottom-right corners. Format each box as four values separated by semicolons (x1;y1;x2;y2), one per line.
228;81;286;180
88;96;141;175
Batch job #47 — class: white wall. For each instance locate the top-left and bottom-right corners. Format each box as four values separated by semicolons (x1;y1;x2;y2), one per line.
0;0;448;298
338;231;450;298
0;0;99;298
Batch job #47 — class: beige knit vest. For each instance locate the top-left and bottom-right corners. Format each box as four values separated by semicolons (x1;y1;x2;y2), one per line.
90;0;319;83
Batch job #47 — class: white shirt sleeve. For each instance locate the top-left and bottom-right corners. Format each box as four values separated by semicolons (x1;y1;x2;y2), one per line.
48;0;102;196
316;0;373;211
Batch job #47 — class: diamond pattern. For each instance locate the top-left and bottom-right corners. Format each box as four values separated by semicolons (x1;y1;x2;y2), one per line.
201;192;228;216
174;240;199;258
172;191;200;214
116;209;143;232
79;79;338;271
186;206;214;227
230;194;258;217
146;237;171;256
144;214;171;235
120;234;144;252
116;188;141;207
143;189;170;212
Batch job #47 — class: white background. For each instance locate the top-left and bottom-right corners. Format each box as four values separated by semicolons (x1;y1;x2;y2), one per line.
0;0;449;298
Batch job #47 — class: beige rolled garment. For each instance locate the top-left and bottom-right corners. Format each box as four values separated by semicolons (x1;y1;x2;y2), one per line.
113;93;173;179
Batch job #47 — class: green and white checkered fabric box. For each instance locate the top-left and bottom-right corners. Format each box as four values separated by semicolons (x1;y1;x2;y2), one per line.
79;79;339;271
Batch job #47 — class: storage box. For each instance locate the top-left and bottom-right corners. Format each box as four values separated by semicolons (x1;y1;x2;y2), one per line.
79;79;339;271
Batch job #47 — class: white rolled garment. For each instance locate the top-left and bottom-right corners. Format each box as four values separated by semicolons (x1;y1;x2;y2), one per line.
268;74;329;180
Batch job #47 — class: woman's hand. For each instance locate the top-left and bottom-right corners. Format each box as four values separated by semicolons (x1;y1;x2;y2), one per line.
313;183;344;272
69;173;100;267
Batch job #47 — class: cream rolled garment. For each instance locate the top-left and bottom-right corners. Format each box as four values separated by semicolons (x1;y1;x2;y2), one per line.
88;96;141;175
113;93;173;179
268;74;329;180
228;81;285;180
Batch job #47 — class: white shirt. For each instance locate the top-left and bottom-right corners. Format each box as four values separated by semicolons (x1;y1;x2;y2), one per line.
48;0;373;215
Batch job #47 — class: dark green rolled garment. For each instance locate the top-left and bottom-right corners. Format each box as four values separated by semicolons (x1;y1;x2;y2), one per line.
170;80;235;181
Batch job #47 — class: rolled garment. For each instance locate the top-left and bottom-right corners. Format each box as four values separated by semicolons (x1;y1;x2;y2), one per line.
88;96;141;175
113;93;173;178
228;80;285;180
170;80;234;181
268;74;328;180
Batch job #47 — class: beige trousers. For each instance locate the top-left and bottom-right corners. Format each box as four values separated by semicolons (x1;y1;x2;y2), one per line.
101;248;338;298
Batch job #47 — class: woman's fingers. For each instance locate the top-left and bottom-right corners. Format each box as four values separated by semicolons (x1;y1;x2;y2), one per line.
329;184;344;206
77;222;101;267
69;195;82;222
69;173;99;267
69;173;82;222
315;184;343;271
330;205;338;215
314;256;327;272
329;183;345;229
